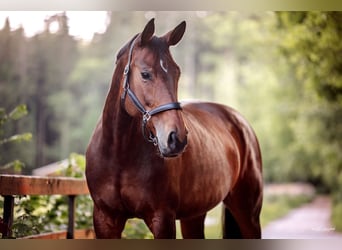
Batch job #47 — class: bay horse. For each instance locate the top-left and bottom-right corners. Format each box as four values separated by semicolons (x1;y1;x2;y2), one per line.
85;18;263;239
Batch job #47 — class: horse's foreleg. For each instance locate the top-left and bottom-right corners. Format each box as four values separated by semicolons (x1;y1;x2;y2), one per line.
146;211;176;239
93;205;127;239
180;213;206;239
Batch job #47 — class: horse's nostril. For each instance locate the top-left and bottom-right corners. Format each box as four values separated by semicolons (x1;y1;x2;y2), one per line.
167;131;178;150
167;131;187;155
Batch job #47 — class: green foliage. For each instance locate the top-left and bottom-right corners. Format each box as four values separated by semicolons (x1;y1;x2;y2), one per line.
277;12;342;102
0;13;79;169
274;11;342;230
122;219;153;239
58;152;87;178
0;104;27;123
0;133;32;146
0;104;32;173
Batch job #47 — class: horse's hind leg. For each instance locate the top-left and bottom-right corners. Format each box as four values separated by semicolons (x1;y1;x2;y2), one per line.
223;181;263;239
180;214;206;239
222;206;242;238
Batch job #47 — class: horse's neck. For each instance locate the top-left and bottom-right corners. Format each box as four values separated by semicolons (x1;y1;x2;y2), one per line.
100;64;151;161
101;88;142;153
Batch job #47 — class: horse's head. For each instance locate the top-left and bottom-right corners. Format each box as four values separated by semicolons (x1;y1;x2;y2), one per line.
117;18;188;158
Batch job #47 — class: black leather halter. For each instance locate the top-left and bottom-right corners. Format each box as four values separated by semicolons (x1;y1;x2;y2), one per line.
121;37;182;145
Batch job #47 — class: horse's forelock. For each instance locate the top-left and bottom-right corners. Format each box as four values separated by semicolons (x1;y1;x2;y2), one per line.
115;33;173;76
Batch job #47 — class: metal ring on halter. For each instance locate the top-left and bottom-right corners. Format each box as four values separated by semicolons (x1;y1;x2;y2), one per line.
141;117;157;145
143;112;151;123
149;132;158;146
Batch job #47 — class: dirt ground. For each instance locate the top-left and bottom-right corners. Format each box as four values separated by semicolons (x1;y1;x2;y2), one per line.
262;195;342;239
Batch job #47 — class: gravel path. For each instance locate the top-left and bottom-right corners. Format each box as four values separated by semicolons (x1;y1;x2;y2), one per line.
262;195;342;239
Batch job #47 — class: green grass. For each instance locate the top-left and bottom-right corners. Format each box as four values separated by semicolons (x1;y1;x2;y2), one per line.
332;201;342;232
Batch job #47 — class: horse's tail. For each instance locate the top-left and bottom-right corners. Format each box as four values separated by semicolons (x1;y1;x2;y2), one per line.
222;205;242;239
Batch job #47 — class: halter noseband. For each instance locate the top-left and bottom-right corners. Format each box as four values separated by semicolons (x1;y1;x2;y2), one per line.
121;37;182;145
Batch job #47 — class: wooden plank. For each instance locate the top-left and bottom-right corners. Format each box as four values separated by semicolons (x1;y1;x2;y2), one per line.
0;174;89;195
73;229;95;239
21;231;67;239
20;229;95;239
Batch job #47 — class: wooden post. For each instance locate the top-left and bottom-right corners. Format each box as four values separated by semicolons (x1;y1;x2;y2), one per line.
67;195;76;239
2;195;14;238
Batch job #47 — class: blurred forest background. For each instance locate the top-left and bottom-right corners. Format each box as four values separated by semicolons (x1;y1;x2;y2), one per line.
0;11;341;235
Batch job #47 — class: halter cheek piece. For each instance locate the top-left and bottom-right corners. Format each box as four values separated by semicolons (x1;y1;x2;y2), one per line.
121;37;182;145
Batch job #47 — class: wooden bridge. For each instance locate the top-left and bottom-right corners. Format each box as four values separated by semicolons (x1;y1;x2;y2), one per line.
0;174;94;239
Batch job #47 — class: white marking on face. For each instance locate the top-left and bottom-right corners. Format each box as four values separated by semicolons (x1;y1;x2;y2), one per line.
160;59;168;73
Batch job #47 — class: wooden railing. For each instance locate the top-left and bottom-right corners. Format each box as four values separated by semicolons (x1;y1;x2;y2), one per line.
0;174;94;239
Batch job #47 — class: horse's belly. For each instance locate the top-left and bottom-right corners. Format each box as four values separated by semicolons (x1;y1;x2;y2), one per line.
174;111;239;218
176;164;232;218
177;187;228;219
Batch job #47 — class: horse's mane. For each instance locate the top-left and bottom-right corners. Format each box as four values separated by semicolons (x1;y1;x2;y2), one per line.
115;33;139;64
101;34;142;127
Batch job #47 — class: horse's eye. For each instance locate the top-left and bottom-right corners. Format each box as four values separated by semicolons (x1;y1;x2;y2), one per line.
141;72;152;81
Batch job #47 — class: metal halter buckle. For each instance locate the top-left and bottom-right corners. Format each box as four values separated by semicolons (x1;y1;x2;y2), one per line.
143;112;151;123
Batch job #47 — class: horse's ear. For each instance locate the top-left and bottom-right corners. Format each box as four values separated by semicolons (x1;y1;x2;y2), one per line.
164;21;186;46
140;18;155;46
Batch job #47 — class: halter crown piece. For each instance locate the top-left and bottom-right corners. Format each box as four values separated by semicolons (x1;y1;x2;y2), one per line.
121;37;182;145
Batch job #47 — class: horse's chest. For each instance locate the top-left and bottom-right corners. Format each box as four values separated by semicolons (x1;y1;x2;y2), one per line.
118;169;173;215
120;185;149;215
